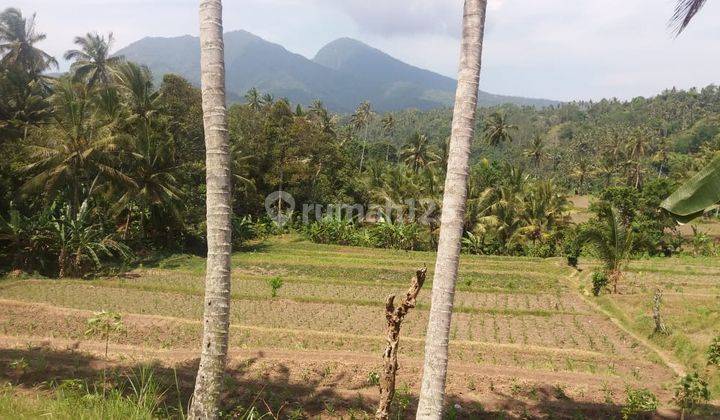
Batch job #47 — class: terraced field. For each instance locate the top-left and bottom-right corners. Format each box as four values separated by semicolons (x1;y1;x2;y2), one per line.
1;236;715;418
582;256;720;397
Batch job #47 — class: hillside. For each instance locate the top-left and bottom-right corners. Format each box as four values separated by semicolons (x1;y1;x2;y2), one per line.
115;31;558;112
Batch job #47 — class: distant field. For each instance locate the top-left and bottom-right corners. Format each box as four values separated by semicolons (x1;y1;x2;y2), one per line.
0;236;717;418
578;256;720;395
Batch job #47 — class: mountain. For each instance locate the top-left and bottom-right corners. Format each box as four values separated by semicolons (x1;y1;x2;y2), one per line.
116;31;558;112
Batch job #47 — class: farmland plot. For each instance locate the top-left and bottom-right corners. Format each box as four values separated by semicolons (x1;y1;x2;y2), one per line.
0;236;704;418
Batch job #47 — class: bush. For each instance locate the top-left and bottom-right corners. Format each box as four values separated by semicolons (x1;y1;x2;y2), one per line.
232;215;256;247
708;335;720;366
369;221;425;251
462;232;485;255
562;227;582;267
592;271;609;296
303;218;359;246
621;387;659;419
267;276;283;298
674;373;710;416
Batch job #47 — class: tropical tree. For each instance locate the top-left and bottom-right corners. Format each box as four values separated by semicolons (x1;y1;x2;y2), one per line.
113;129;184;240
417;1;488;417
308;99;335;135
351;101;373;172
64;32;124;89
401;132;438;173
114;61;161;124
244;87;261;111
627;129;649;189
0;8;57;74
578;206;634;293
189;0;233;418
53;199;131;278
22;78;130;211
524;133;546;168
381;114;396;161
483;111;517;147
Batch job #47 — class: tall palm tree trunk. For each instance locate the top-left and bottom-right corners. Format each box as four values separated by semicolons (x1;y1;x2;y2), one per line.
416;1;487;418
189;1;233;418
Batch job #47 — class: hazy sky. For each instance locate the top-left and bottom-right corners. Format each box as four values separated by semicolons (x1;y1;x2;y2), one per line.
9;0;720;101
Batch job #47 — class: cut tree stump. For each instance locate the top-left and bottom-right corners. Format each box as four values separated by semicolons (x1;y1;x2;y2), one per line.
376;267;427;420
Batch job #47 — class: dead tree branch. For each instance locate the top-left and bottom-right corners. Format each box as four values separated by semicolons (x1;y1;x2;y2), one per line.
376;267;427;420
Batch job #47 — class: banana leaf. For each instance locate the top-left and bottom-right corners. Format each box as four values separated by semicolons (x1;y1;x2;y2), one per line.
661;155;720;223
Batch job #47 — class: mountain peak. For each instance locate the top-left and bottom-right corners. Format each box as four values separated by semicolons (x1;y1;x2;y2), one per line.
313;37;393;72
116;30;559;112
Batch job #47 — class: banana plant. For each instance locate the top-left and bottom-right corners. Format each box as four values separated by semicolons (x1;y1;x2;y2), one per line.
661;155;720;223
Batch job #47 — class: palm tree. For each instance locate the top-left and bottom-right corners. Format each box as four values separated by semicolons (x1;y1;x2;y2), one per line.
22;78;131;211
64;32;124;89
578;207;634;293
114;62;161;124
483;111;517;146
113;129;184;240
627;130;648;189
671;0;707;34
571;158;592;194
381;114;396;161
244;87;261;111
261;92;274;109
524;133;545;168
189;1;233;418
308;99;335;135
351;101;373;172
0;8;57;74
417;1;488;417
401;132;438;173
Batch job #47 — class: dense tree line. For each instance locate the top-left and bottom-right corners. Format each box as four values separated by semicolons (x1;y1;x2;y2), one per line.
2;7;719;278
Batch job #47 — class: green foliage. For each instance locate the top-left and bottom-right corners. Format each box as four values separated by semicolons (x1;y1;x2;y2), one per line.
54;200;132;278
708;335;720;366
85;310;125;357
578;206;634;292
621;387;659;419
662;154;720;223
267;276;283;298
673;373;710;415
369;221;424;251
591;271;609;296
462;231;485;255
367;371;380;387
0;366;173;420
5;7;720;271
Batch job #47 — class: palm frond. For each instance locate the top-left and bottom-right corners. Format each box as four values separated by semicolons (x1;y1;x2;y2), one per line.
671;0;707;34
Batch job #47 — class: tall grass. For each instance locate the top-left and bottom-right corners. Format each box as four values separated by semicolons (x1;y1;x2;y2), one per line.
0;366;182;420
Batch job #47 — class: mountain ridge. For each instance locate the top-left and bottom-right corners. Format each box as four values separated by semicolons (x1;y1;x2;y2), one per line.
116;30;559;112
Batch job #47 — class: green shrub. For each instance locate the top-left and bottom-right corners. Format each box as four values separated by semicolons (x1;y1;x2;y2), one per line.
708;335;720;366
85;311;125;357
591;271;609;296
267;276;283;298
621;387;659;419
462;231;485;255
674;373;710;416
303;218;359;246
370;221;425;251
232;215;257;247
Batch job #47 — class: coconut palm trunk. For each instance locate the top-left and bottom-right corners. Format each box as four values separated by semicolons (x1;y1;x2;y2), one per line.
416;1;487;418
189;1;233;418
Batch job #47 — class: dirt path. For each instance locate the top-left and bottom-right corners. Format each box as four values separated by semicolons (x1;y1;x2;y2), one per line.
566;268;687;377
